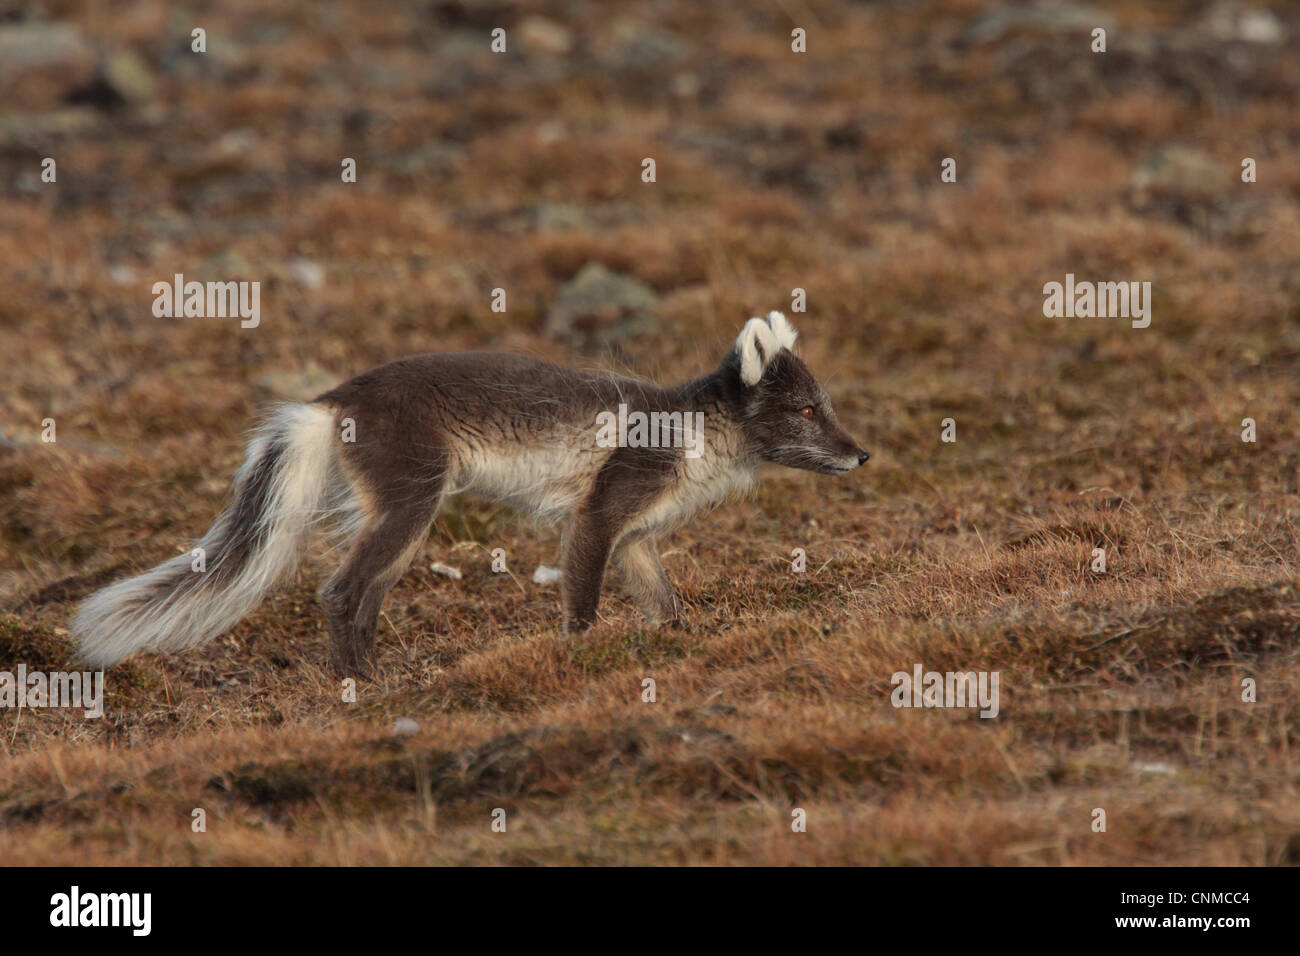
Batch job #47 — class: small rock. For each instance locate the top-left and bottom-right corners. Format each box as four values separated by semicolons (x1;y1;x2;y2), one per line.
545;262;659;345
429;562;463;581
1131;146;1225;204
1134;761;1177;776
196;250;258;282
532;565;563;585
536;121;566;144
519;16;573;55
102;50;156;104
216;128;258;158
0;23;93;82
392;717;420;735
13;170;42;194
672;72;701;99
534;202;594;232
1203;3;1285;44
609;21;687;70
964;5;1112;44
1238;9;1285;44
286;258;324;290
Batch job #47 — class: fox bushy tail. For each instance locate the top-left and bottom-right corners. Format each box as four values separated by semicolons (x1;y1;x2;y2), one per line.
74;403;346;667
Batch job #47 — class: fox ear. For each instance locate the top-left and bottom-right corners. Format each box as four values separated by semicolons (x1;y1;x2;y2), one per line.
736;317;781;386
766;311;798;349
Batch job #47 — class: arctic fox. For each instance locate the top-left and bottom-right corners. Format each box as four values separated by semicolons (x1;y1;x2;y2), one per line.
73;311;869;676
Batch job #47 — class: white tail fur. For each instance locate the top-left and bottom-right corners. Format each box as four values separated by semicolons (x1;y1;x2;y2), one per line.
73;403;347;667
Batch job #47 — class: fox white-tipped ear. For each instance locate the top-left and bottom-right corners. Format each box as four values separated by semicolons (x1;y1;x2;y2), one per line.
766;311;797;349
736;317;781;386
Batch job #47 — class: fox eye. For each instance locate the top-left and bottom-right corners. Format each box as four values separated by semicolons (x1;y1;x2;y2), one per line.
800;406;816;419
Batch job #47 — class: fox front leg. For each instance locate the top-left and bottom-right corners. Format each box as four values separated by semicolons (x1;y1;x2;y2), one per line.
563;446;675;633
613;535;681;624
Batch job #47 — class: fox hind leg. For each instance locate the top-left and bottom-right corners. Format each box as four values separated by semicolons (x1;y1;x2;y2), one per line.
320;491;441;678
562;503;616;633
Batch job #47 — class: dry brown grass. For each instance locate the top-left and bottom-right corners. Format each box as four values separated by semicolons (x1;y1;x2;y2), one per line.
1;0;1298;865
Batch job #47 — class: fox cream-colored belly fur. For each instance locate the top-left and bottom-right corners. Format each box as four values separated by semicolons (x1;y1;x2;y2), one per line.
449;439;609;523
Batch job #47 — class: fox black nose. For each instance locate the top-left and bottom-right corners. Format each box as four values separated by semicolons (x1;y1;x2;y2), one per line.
857;450;871;465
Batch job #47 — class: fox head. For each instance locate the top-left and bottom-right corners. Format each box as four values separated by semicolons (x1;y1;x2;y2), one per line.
724;311;869;475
